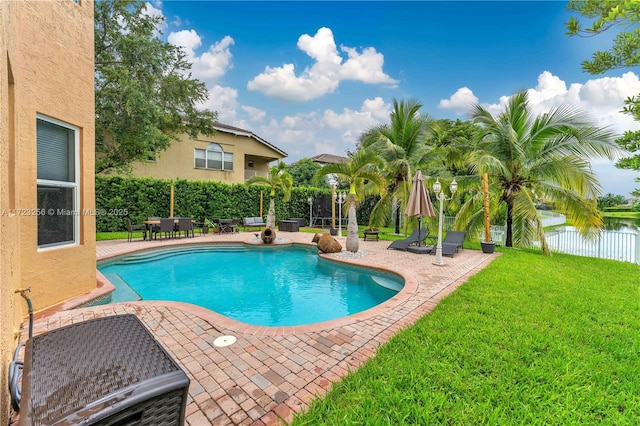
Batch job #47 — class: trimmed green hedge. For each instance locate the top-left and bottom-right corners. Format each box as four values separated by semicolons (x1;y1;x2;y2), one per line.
96;176;380;232
602;205;636;213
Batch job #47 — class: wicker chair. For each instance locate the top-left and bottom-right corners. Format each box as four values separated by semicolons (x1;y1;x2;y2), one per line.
158;218;175;240
177;218;194;238
124;217;147;242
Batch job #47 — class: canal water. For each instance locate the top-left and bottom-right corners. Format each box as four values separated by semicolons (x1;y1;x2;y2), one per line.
603;216;640;231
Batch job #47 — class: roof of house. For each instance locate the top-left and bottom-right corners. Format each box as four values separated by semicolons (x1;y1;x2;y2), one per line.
309;153;348;164
213;122;287;158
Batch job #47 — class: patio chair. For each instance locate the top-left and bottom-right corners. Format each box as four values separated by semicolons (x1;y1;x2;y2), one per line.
148;217;161;240
158;218;175;240
432;230;466;257
194;217;205;235
124;217;147;242
443;230;465;251
387;228;432;251
219;219;234;234
177;217;194;238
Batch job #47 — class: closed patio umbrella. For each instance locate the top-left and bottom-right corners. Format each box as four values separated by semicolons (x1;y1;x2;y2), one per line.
405;170;435;246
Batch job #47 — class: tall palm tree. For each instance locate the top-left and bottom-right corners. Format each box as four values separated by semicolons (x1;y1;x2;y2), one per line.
360;99;434;233
314;150;386;252
456;90;620;254
246;161;293;229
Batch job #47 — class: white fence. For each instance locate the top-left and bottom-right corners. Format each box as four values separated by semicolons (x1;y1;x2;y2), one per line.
487;225;640;264
545;227;640;264
442;214;640;264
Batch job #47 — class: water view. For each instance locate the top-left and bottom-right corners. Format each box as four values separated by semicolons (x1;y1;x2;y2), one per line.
546;217;639;264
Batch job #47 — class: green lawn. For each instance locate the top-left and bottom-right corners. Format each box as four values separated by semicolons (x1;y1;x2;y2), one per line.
292;249;640;425
602;211;640;219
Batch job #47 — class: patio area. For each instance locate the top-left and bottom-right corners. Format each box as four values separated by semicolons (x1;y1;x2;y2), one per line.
19;231;498;425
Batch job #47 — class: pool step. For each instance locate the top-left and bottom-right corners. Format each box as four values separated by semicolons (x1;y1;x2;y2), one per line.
113;244;248;264
80;273;141;307
370;276;403;292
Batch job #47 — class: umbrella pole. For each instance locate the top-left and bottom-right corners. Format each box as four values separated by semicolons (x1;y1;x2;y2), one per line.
417;216;422;247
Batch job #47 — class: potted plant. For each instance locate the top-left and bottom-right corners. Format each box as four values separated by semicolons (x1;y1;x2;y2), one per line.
481;173;496;254
203;218;213;235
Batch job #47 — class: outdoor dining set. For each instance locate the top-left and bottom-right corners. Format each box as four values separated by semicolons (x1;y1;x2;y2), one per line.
143;217;196;240
125;217;247;242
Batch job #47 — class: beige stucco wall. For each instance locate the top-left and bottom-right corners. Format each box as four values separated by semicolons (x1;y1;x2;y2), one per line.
1;0;95;420
1;1;19;421
126;131;285;183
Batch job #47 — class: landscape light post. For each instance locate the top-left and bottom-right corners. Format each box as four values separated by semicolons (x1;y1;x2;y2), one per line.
433;177;458;266
308;196;313;228
336;192;346;237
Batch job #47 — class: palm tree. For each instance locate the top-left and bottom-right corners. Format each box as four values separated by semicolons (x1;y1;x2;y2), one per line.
456;90;620;254
246;161;293;229
360;99;434;234
314;150;386;252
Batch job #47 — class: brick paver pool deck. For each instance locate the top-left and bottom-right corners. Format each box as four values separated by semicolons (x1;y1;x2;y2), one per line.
22;230;498;425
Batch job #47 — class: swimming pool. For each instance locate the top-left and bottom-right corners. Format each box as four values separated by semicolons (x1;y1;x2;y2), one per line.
97;244;404;327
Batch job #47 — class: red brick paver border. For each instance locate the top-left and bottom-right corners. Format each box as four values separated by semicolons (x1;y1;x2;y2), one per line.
20;231;498;425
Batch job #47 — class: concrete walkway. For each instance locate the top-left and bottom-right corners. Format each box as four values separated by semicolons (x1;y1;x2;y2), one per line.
21;230;498;425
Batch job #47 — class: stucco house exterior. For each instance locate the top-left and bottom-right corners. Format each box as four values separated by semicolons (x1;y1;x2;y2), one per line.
1;0;96;418
124;122;287;184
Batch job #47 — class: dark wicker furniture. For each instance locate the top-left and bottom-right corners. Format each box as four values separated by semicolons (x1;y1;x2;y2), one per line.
278;220;300;232
19;314;189;426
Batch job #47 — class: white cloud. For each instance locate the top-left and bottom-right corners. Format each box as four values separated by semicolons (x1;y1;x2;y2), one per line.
197;85;239;123
168;31;234;84
298;27;342;65
167;29;201;53
142;2;167;35
339;46;398;85
242;106;267;122
170;15;182;28
253;97;392;160
437;87;478;115
247;27;398;102
191;36;234;83
440;71;640;196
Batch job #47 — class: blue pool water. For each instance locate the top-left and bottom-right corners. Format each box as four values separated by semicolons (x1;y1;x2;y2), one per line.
97;244;403;327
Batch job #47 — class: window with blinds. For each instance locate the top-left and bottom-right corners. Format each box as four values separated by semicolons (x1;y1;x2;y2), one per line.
36;116;79;248
194;143;234;171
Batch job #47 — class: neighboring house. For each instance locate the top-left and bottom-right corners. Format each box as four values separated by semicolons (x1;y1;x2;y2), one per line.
0;0;96;415
307;153;348;186
124;123;287;184
309;153;348;165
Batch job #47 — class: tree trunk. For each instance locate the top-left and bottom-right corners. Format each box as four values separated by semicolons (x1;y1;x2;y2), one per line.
482;173;491;243
394;201;401;234
266;197;276;229
505;198;513;247
346;195;359;252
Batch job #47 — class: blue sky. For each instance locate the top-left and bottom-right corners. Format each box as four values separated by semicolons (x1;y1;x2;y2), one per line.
147;1;640;196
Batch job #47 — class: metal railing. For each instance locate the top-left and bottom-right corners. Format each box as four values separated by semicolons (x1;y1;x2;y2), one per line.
545;227;639;264
244;170;268;180
463;221;639;265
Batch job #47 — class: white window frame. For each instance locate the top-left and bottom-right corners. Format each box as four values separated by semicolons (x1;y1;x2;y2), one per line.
194;143;234;171
36;114;80;250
